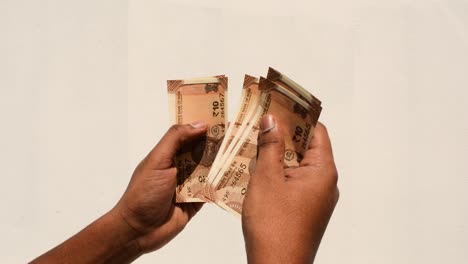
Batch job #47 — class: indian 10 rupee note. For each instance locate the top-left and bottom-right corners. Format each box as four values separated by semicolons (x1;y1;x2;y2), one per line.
204;75;261;201
212;77;321;215
167;75;228;202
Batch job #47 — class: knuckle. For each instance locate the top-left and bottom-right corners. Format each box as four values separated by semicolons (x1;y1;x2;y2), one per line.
321;160;339;186
169;124;184;134
327;167;339;205
315;122;329;137
317;122;327;131
169;124;190;142
330;167;339;185
333;186;340;204
258;134;285;152
258;139;282;150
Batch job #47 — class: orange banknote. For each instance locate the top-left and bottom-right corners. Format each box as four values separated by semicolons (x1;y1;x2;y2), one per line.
212;77;321;215
167;76;228;202
204;75;261;202
166;68;322;216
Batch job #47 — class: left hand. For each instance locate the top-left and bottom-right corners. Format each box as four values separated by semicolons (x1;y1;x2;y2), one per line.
112;121;208;254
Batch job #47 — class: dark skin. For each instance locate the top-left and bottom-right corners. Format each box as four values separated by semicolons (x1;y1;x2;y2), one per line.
243;115;339;263
32;122;208;263
32;115;338;263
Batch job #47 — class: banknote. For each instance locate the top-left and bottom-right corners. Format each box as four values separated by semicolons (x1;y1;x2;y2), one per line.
167;75;228;202
204;75;261;201
267;67;322;107
211;107;263;214
212;77;322;215
166;68;322;215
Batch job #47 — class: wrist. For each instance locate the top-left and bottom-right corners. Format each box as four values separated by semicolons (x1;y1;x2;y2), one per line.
244;231;314;264
245;243;313;264
106;207;139;238
103;208;144;259
113;198;159;236
109;205;143;238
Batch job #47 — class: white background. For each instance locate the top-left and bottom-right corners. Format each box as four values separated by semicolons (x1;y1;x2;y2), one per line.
1;0;467;263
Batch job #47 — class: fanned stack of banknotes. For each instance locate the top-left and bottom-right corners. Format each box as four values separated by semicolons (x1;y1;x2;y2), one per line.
167;68;322;216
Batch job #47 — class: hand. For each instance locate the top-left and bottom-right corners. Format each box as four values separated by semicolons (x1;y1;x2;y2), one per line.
31;122;209;264
242;115;339;263
113;121;208;254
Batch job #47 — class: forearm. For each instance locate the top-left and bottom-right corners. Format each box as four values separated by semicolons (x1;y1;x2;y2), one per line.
244;224;320;264
31;209;142;264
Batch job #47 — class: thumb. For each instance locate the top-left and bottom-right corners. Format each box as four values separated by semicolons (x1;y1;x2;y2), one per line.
254;115;285;179
146;121;208;170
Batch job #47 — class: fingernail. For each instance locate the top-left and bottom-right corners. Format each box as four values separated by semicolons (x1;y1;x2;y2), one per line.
260;115;276;133
190;120;207;129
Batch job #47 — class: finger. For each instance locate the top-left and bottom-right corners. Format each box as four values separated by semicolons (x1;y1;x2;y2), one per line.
147;121;208;170
253;115;285;180
169;202;204;232
300;122;334;166
179;202;204;221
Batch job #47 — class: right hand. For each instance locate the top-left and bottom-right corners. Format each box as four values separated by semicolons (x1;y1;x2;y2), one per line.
114;122;207;254
242;115;339;264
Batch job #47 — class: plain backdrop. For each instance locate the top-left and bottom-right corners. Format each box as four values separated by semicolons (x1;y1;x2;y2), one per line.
1;0;467;263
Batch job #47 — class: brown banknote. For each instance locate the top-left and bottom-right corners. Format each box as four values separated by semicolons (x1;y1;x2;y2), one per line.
204;75;261;201
167;76;228;202
267;67;322;107
212;77;321;215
